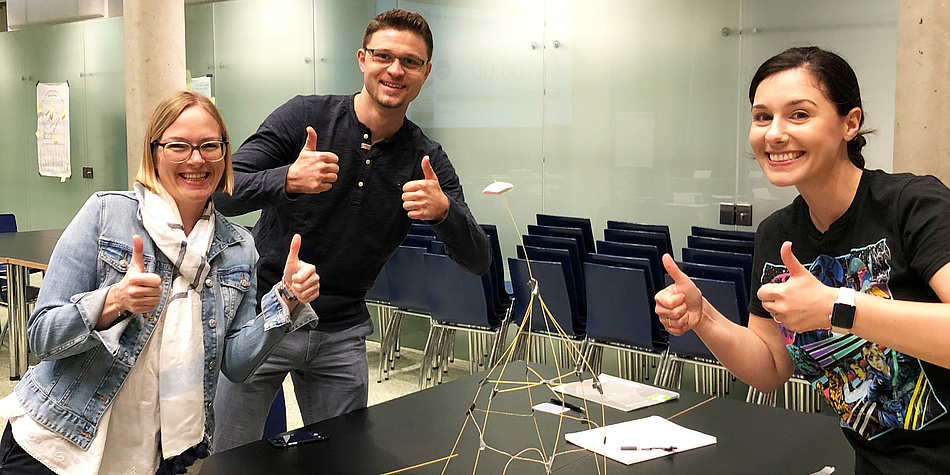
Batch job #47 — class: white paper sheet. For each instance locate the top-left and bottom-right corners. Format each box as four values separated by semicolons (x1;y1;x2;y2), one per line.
36;82;71;178
565;415;716;465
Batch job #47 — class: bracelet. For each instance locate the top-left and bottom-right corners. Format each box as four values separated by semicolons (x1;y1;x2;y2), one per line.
277;281;298;302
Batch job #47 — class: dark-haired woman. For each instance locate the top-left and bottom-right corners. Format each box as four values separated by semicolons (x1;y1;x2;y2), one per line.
656;46;950;473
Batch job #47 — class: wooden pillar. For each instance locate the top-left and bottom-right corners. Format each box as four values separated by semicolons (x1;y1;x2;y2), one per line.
123;0;186;187
894;1;950;181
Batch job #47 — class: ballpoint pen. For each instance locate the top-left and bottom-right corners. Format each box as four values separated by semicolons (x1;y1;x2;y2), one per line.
620;446;677;452
550;397;585;414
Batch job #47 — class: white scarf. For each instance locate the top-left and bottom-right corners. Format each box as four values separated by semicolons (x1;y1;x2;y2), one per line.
134;182;213;459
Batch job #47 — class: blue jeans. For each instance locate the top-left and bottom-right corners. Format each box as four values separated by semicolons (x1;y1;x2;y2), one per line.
211;318;373;453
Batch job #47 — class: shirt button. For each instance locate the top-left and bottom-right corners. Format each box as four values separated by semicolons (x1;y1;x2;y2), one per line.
209;319;217;329
209;361;215;370
365;159;371;165
358;181;364;187
119;259;127;269
363;133;369;139
205;278;213;288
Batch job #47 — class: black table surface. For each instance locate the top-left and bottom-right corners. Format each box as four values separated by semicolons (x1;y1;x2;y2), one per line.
201;362;853;475
0;228;64;269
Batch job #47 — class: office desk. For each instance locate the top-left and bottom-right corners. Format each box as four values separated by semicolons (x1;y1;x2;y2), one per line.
201;362;853;474
0;229;63;379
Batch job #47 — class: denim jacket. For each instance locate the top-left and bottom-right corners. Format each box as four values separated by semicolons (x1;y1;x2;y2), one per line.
14;191;316;450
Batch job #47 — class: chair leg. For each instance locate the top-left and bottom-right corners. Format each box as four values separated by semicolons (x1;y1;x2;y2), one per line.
419;325;440;389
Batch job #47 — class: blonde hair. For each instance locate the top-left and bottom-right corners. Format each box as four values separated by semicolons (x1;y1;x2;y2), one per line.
135;91;234;194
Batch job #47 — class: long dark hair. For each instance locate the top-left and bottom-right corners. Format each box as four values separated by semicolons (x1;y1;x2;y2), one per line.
749;46;869;169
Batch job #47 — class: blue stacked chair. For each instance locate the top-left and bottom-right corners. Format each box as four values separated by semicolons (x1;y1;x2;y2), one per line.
377;244;431;382
582;257;667;382
508;256;582;368
535;214;594;255
682;247;754;296
654;273;743;397
526;224;588;261
595;240;664;296
691;225;755;242
419;252;513;388
606;220;674;261
687;235;755;255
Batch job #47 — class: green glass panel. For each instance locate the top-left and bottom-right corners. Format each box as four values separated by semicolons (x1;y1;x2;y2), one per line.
12;22;87;230
81;17;127;195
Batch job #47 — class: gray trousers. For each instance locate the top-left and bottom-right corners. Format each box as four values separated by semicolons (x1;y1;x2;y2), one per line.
211;318;373;453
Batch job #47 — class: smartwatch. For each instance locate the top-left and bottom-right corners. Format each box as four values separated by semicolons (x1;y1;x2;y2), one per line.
829;287;856;331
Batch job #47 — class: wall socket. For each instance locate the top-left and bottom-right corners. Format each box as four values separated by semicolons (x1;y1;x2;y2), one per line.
82;167;94;179
719;202;753;226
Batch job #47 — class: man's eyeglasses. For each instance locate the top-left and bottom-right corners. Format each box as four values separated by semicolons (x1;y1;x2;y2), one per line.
364;48;428;73
153;140;228;164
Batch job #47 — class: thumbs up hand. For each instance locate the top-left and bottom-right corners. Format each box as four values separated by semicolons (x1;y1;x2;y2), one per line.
280;234;320;305
757;241;836;332
286;126;340;194
402;155;449;221
104;235;162;328
654;254;705;336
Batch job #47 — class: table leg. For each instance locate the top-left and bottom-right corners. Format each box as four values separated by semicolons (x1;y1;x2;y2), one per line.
7;264;30;379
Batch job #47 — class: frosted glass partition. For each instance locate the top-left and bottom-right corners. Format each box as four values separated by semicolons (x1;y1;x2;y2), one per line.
0;17;126;231
737;0;898;223
185;0;376;227
401;0;546;259
398;0;897;263
211;0;316;145
400;0;742;258
542;0;742;257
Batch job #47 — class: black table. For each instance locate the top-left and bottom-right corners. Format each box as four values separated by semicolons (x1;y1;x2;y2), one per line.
0;229;63;379
200;362;853;474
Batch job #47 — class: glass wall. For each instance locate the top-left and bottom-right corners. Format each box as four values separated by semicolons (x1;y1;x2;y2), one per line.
0;17;125;231
0;0;898;245
399;0;897;258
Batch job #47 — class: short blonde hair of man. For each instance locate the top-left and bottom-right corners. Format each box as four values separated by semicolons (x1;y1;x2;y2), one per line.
135;91;234;195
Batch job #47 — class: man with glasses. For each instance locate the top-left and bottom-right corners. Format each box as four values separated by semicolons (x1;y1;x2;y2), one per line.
211;9;490;452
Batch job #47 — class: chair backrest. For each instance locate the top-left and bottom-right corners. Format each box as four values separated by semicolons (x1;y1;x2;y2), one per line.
0;214;16;234
526;224;588;261
681;247;753;299
402;233;436;249
586;253;666;346
691;225;755;242
409;222;438;237
687;235;755;255
517;245;584;325
428;240;447;255
424;252;495;328
677;261;749;326
603;228;672;260
480;223;512;320
606;220;673;260
664;275;743;361
584;262;664;351
385;246;430;313
365;261;391;303
522;234;584;288
595;240;664;293
535;214;595;255
508;258;578;337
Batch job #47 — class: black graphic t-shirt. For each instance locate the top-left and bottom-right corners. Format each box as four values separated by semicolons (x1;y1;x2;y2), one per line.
748;169;950;472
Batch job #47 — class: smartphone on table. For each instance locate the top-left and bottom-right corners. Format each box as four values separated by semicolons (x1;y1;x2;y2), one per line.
267;430;329;448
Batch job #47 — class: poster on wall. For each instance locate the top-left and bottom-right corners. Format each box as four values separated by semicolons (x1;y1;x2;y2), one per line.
36;82;71;178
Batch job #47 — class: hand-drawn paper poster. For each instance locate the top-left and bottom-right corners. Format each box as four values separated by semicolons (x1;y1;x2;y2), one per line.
36;82;71;178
